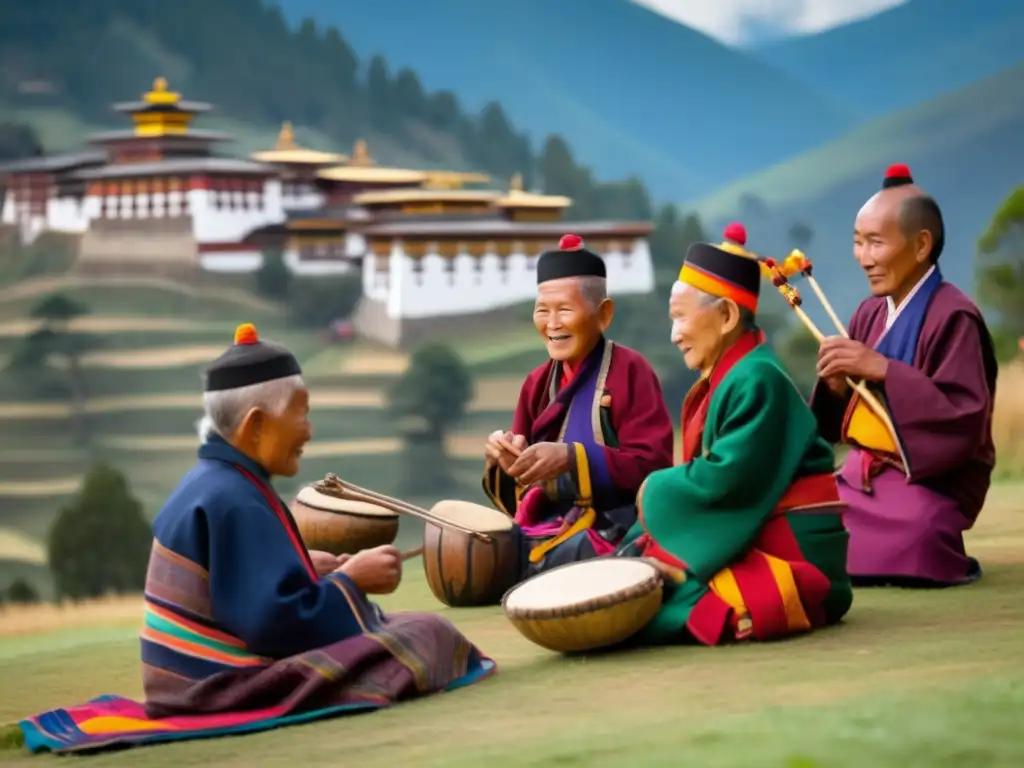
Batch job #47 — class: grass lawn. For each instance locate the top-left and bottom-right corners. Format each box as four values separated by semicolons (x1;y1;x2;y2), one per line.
0;483;1021;767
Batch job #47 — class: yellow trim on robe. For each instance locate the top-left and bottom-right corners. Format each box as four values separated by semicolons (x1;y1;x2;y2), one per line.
764;554;812;633
709;551;812;636
709;568;746;614
528;443;595;563
846;394;899;454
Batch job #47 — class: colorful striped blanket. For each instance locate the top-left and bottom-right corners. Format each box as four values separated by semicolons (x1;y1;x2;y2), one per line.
19;612;495;754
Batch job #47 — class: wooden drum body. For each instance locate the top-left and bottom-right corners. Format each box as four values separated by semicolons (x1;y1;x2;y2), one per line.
423;500;521;608
290;485;399;555
502;558;663;653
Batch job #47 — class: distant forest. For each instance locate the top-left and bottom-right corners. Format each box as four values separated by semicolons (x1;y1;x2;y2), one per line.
0;0;655;224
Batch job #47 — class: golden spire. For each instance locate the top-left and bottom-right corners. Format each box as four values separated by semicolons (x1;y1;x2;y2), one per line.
275;121;296;150
509;173;523;193
143;76;180;106
349;139;375;167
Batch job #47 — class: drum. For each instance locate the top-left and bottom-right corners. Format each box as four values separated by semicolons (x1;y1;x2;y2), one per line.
423;500;521;608
502;558;663;653
290;484;399;555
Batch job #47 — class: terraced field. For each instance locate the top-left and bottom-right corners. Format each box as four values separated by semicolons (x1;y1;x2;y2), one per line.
0;276;544;597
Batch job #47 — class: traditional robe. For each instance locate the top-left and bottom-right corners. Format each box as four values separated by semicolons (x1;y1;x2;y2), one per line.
19;437;494;754
482;336;674;578
810;269;998;587
618;333;852;646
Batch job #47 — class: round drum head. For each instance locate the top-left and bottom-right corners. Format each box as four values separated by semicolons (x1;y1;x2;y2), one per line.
295;485;398;518
504;558;658;612
429;499;513;532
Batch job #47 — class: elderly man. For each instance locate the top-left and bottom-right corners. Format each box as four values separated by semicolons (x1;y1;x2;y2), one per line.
482;234;674;578
19;324;494;755
617;225;852;647
811;165;998;588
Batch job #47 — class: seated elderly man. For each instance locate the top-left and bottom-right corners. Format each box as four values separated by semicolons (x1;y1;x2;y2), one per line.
811;164;998;587
19;324;494;755
617;226;853;647
482;234;675;580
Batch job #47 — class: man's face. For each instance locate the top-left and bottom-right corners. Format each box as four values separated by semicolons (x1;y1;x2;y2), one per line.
533;278;603;364
669;284;732;374
253;386;312;477
853;193;928;298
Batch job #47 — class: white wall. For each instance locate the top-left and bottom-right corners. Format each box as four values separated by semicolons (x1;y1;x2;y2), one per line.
361;239;654;320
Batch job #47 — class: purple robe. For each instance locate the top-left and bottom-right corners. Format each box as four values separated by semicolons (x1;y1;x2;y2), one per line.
811;280;998;586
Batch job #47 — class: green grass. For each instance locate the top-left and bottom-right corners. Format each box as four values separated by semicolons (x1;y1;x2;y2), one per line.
0;544;1020;766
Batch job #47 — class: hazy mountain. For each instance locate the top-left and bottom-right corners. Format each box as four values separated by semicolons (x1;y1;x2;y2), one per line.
692;62;1024;321
275;0;856;199
754;0;1024;118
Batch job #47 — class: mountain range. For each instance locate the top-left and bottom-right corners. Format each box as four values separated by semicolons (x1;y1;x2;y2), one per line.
274;0;855;200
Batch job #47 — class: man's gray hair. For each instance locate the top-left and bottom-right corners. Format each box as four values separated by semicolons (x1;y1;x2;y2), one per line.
695;287;759;332
576;275;608;310
196;374;305;442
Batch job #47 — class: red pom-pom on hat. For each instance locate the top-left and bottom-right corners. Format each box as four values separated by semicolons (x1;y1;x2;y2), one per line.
885;163;912;180
234;322;259;345
882;163;914;189
559;234;584;251
723;222;746;245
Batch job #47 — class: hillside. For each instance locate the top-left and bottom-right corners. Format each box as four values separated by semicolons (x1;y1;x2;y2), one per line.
754;0;1024;118
274;0;855;200
0;0;533;186
691;62;1024;322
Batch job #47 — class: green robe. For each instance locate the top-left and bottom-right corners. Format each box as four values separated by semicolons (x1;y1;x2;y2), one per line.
619;341;853;645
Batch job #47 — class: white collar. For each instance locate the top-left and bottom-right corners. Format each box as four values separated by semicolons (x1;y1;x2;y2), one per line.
885;265;936;330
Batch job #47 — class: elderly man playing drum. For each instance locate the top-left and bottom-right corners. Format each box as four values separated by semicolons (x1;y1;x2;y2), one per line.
481;234;675;579
616;226;853;647
18;323;494;755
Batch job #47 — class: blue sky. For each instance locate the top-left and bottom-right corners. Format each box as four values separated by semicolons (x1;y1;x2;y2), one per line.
633;0;908;45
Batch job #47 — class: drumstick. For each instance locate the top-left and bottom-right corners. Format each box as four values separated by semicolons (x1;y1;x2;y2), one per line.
790;251;849;338
763;260;898;436
318;474;494;543
401;545;424;561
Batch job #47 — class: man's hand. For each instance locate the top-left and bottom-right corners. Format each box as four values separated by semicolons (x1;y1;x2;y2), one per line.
309;549;343;578
818;336;888;383
484;430;527;472
507;441;571;486
338;545;402;594
822;374;849;396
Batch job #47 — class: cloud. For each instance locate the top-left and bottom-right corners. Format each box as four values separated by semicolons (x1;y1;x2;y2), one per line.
632;0;908;45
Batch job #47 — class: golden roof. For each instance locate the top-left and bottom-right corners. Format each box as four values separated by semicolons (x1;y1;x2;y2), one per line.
143;77;180;106
353;188;500;206
422;171;492;190
250;121;349;165
494;173;572;208
317;139;428;184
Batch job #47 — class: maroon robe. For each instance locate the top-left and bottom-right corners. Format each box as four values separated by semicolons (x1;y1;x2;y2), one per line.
811;282;998;586
482;339;674;575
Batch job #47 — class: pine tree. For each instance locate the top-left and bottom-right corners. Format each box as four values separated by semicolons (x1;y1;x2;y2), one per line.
47;462;153;601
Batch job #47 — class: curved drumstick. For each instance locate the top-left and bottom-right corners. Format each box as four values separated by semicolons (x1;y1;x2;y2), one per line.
763;259;898;437
317;474;493;543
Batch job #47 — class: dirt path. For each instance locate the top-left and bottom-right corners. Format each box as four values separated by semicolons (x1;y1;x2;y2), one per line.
0;477;80;497
0;316;230;337
0;527;45;565
91;433;488;460
0;377;523;420
0;275;282;314
78;345;228;369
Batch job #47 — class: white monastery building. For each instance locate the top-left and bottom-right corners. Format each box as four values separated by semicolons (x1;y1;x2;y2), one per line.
0;78;655;346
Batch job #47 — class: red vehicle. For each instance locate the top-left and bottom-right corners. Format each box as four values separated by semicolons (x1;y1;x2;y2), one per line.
324;318;355;343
